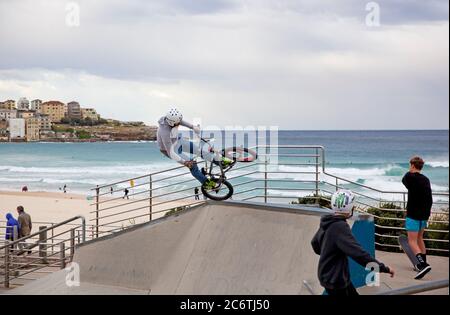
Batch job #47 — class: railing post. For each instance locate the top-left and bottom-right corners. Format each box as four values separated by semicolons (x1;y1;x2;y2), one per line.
402;193;406;210
39;226;48;264
70;229;75;261
264;158;268;204
315;148;319;197
335;177;339;191
81;216;86;243
59;242;66;269
149;175;153;221
95;186;100;238
13;226;18;250
51;223;54;247
4;241;9;288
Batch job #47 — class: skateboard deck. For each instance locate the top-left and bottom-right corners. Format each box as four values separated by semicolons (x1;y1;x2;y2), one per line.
398;235;419;268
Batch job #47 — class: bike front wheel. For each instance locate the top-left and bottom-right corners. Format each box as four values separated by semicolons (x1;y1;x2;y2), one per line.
201;179;234;201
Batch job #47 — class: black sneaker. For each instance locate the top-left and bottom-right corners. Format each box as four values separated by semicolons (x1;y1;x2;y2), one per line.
414;264;431;280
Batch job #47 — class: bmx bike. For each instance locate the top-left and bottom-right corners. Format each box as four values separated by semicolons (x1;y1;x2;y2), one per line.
196;137;258;201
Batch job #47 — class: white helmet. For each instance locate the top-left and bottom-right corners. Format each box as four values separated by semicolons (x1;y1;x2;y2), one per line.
165;108;183;127
331;189;355;214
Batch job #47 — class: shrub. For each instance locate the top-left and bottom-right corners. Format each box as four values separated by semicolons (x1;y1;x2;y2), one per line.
164;207;185;217
425;213;449;252
291;194;331;208
52;125;74;133
76;130;91;139
367;203;448;256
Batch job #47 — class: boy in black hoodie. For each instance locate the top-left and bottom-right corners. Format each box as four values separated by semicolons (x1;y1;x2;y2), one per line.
311;190;394;295
402;156;433;279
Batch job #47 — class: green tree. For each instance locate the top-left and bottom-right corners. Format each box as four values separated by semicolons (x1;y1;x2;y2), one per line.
76;130;92;139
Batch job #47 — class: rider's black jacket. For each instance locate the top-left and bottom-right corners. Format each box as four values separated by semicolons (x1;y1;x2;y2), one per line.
311;215;390;290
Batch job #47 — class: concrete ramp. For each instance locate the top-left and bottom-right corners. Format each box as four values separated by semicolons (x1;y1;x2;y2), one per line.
11;202;327;295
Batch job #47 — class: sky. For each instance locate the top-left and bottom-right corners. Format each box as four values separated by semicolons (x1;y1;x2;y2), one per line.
0;0;448;130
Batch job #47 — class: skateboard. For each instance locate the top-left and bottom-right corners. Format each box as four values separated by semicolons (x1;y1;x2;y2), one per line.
398;235;419;269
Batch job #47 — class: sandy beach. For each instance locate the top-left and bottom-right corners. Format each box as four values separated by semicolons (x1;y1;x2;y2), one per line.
0;191;92;225
0;190;201;233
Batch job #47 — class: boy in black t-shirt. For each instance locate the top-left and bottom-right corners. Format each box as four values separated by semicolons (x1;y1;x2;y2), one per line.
402;156;433;279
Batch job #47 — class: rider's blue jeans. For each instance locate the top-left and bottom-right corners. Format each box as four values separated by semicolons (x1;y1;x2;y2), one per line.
189;163;207;184
175;137;219;185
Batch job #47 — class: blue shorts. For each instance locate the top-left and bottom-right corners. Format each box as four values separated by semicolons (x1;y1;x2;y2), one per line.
405;217;428;232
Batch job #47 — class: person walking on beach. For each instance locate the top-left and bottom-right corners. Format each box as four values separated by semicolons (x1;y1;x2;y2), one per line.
5;213;20;241
123;188;129;200
110;187;114;195
402;156;433;279
194;187;200;200
17;206;32;252
63;184;67;193
311;190;394;296
157;108;232;190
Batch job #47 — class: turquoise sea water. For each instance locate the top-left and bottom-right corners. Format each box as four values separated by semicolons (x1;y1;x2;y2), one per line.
0;130;448;196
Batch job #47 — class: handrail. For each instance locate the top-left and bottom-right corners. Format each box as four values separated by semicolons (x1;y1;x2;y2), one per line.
0;216;86;250
88;144;448;253
377;279;449;295
91;144;449;198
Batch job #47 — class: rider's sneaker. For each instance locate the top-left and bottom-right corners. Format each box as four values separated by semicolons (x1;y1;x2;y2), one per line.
414;263;431;280
203;179;217;190
221;157;233;168
414;253;431;280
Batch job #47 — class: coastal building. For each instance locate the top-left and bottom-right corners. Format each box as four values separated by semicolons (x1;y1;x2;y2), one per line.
17;110;35;119
0;120;8;141
31;99;42;112
25;117;40;141
67;101;82;119
39;130;56;140
0;109;17;120
41;101;66;122
17;97;30;110
8;118;26;141
81;108;100;121
38;114;52;131
1;100;16;110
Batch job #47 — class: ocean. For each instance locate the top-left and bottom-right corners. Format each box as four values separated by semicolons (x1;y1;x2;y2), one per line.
0;130;448;198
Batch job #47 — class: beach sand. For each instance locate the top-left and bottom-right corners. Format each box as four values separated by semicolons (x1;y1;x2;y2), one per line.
0;191;92;225
0;190;200;233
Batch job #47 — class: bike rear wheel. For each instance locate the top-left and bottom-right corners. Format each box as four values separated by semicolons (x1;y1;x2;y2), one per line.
201;179;234;201
222;147;258;162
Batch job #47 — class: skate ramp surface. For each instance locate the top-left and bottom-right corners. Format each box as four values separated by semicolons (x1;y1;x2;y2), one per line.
11;201;329;295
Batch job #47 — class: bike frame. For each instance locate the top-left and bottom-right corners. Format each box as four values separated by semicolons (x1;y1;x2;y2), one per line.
199;137;233;185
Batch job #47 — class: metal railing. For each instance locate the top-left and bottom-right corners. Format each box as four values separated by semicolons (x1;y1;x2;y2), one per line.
0;145;447;290
378;279;449;295
88;145;449;253
0;216;85;288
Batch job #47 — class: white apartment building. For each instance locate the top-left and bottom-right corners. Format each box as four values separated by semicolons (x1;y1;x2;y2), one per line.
0;109;17;120
17;97;30;110
8;118;26;140
31;99;42;112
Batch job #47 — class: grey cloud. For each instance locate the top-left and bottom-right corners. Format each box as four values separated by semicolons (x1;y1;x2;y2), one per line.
244;0;449;24
0;0;448;129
